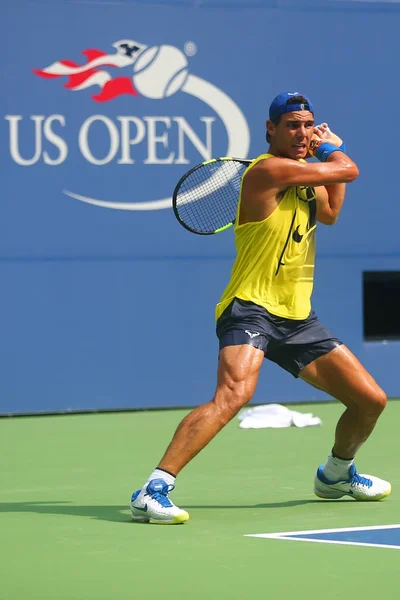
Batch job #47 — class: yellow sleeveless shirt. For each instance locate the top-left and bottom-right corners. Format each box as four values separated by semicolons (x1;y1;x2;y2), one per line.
215;153;317;321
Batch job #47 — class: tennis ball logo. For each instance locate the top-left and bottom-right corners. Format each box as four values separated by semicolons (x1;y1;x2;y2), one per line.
132;45;189;99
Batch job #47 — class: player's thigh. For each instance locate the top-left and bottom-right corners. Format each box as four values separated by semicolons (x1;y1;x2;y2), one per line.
216;344;264;401
299;344;386;410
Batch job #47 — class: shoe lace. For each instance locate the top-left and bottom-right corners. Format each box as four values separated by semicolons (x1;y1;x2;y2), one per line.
147;484;175;507
351;472;373;488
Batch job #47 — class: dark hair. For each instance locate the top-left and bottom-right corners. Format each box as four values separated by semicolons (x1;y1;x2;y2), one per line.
266;95;311;143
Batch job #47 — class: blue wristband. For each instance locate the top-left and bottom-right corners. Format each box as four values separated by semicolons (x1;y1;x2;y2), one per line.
340;141;347;153
315;142;344;162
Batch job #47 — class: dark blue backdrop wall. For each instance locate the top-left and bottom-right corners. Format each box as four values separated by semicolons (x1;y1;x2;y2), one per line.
1;0;400;414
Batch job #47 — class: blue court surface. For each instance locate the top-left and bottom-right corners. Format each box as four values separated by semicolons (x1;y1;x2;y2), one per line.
246;525;400;550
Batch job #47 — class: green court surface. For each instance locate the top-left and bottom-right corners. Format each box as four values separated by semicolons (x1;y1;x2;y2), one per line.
1;400;399;600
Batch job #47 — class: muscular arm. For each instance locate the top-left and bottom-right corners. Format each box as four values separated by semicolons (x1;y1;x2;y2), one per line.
307;125;353;224
315;183;347;225
240;150;358;225
256;151;359;188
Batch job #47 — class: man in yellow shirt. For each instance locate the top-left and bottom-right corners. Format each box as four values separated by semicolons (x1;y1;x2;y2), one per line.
131;93;390;524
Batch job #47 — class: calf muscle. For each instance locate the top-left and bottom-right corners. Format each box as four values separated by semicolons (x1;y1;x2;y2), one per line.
300;345;387;458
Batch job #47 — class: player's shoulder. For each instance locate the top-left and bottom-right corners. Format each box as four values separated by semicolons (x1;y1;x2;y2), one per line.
251;154;301;169
245;154;295;181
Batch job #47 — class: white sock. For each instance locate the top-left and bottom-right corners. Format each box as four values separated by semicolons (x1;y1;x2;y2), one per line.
145;468;176;489
322;453;354;482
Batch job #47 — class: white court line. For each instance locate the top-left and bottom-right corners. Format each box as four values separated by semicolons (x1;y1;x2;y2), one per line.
245;524;400;550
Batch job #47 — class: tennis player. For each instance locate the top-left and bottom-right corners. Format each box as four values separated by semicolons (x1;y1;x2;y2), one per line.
131;92;391;524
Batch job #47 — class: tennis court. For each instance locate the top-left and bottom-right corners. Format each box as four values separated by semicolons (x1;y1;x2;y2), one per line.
1;400;398;600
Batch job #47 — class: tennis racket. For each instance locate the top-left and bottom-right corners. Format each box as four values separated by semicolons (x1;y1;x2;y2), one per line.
172;157;253;235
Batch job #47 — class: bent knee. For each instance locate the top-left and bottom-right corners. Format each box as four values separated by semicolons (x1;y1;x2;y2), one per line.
360;388;387;414
373;389;387;411
212;385;252;422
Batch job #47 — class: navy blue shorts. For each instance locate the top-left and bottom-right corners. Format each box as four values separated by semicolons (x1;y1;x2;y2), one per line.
216;298;342;378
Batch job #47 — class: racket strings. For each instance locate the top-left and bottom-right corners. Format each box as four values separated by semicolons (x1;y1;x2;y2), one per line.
175;161;248;233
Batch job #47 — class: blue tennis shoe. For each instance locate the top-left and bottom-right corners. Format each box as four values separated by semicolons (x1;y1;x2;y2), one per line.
314;464;391;501
130;478;189;524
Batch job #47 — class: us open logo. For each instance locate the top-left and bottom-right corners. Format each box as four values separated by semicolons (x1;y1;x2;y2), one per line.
6;39;250;211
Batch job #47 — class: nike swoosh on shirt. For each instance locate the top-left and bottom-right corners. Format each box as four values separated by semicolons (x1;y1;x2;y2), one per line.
292;225;304;243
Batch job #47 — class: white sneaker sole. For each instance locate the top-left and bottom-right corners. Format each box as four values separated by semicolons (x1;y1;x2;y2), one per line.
131;510;189;524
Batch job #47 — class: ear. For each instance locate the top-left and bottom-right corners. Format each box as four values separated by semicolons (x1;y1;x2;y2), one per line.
266;119;276;139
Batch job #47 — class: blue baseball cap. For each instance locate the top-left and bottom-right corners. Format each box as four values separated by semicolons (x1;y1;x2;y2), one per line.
269;92;314;122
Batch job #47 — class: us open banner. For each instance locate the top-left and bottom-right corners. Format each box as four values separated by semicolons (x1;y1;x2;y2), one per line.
17;40;249;211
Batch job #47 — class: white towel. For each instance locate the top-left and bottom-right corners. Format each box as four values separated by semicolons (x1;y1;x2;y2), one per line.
238;403;322;429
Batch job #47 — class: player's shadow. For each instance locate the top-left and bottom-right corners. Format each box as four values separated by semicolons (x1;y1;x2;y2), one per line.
0;498;352;524
0;501;131;523
184;499;352;509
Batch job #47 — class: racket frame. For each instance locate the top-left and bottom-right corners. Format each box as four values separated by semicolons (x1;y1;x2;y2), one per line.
172;157;253;235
